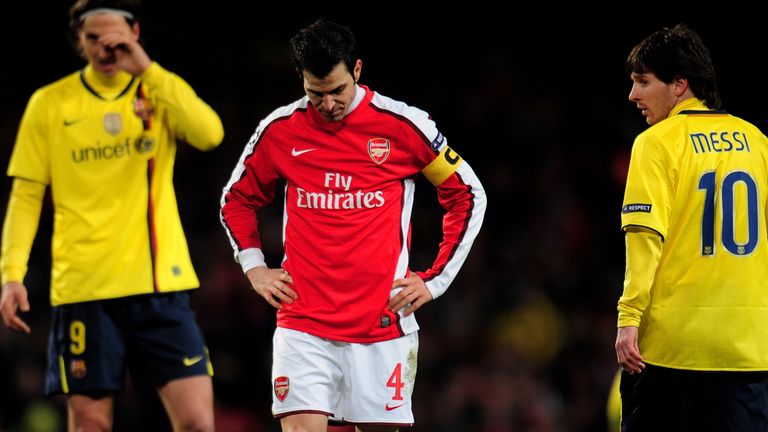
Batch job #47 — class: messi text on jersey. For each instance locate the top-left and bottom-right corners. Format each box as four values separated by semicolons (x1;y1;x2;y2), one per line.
690;130;750;154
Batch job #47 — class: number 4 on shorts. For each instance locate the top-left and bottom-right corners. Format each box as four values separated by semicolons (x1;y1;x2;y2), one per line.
386;363;404;400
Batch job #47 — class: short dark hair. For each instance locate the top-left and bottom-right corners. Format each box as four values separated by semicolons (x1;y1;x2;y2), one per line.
290;19;357;79
68;0;142;52
626;23;721;110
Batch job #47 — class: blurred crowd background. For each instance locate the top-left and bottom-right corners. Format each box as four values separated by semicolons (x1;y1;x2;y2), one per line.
2;3;768;431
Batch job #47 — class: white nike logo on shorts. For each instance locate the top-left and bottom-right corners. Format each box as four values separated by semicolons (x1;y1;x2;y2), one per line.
291;147;316;156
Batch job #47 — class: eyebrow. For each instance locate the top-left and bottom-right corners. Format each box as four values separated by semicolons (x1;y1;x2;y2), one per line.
307;83;346;97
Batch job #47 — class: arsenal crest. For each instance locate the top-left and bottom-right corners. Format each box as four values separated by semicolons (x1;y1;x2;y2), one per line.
103;112;123;136
274;376;290;402
70;359;87;379
368;138;390;164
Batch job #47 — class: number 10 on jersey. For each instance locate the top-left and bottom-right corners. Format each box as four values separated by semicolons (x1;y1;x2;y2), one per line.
698;170;758;256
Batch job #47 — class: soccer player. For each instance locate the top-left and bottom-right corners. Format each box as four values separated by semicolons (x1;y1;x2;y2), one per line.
220;19;486;432
0;0;223;430
615;24;768;430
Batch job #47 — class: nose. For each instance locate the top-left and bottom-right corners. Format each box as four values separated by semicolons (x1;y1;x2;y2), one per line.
321;95;335;111
628;84;639;102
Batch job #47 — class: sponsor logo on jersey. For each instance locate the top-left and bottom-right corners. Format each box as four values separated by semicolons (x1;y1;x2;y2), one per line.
622;203;652;214
71;139;132;163
368;138;390;164
274;376;290;402
430;131;445;151
70;359;87;379
103;112;123;136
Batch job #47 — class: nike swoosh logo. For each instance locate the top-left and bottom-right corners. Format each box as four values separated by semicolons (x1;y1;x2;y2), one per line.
183;355;204;366
64;119;84;127
291;147;317;157
385;402;406;411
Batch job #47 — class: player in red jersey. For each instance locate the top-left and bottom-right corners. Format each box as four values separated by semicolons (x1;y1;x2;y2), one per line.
221;19;485;431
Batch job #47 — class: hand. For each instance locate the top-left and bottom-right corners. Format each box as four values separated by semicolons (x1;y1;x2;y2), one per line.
245;266;297;310
389;272;432;317
615;326;645;374
0;281;31;333
99;33;152;75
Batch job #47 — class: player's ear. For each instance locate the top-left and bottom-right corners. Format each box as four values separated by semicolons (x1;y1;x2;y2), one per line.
353;59;362;83
672;77;688;97
131;22;140;41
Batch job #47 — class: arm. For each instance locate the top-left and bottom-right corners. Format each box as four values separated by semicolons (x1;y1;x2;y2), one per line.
98;31;224;150
141;63;224;150
390;159;487;315
615;226;662;373
0;178;46;333
220;131;295;308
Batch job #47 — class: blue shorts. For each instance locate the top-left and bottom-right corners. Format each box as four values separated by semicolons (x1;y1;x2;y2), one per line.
621;364;768;431
45;291;212;395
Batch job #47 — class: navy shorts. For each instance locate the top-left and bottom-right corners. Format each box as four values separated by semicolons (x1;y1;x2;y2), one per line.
621;364;768;431
45;291;211;395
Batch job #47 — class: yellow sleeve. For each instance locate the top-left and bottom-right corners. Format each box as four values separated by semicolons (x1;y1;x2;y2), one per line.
621;133;674;239
140;62;224;151
1;178;46;285
8;90;51;184
617;227;662;328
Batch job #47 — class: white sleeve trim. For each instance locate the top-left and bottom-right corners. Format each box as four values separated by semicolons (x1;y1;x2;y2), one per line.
237;248;266;273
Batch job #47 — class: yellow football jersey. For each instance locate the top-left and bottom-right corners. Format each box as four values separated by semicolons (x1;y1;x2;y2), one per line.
6;63;223;305
620;98;768;370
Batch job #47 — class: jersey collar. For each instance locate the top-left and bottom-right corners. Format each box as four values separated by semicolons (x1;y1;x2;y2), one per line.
80;64;136;101
670;98;720;117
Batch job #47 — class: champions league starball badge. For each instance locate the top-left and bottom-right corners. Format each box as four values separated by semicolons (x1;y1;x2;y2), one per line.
103;112;123;136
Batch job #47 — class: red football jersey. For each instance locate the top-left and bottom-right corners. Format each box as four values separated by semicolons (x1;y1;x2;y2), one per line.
221;86;485;342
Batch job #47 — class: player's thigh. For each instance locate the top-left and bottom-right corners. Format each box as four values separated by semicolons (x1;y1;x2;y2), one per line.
126;292;212;389
280;412;328;432
158;375;214;431
46;301;126;395
272;327;343;417
67;393;115;432
339;331;418;425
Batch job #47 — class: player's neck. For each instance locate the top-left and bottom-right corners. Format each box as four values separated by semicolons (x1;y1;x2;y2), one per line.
83;64;134;97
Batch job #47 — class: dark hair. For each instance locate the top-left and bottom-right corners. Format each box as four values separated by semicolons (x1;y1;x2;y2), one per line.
290;19;357;79
626;23;720;109
68;0;142;52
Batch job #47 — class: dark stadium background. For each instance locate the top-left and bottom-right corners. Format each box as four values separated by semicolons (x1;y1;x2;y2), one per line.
2;3;768;431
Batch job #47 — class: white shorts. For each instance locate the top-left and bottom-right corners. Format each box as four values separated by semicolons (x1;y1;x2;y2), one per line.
271;327;418;426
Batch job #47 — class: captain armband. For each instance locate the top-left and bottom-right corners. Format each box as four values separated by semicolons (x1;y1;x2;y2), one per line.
422;146;462;186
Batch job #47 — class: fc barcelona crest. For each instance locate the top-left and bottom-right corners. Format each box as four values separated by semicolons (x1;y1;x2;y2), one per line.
274;376;290;402
103;112;123;136
133;97;154;121
368;138;390;164
70;359;87;379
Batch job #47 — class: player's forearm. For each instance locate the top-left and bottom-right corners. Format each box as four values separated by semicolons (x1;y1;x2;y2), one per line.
617;229;663;327
140;62;224;151
419;162;486;299
1;179;45;285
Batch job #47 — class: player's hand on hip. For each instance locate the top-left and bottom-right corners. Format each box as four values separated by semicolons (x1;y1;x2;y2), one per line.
99;33;152;75
245;266;297;310
615;326;645;374
389;271;432;317
0;281;31;333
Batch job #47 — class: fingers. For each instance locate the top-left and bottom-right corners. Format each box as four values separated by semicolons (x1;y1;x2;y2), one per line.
8;315;31;334
615;342;645;374
250;269;297;310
